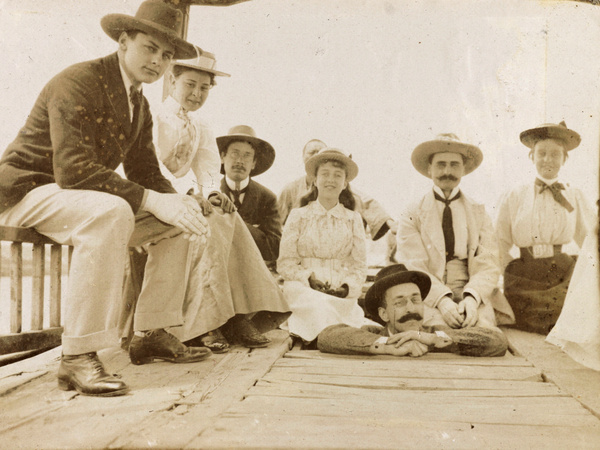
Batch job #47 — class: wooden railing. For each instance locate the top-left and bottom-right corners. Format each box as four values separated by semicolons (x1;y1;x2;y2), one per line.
0;226;70;362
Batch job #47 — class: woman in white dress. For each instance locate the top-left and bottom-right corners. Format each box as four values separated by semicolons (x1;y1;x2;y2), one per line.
278;148;372;344
546;230;600;370
152;50;290;351
496;122;595;335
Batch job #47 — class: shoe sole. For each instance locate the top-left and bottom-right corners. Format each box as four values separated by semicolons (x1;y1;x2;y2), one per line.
58;379;129;397
130;352;212;365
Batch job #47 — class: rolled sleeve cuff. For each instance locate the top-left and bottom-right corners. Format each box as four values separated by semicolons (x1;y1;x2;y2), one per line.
463;288;482;306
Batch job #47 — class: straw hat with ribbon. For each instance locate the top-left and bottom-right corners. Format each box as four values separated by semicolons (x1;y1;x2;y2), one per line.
171;47;231;78
411;133;483;178
520;121;581;151
304;147;359;182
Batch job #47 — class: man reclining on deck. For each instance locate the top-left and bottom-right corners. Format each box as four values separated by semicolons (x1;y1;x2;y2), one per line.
317;264;508;357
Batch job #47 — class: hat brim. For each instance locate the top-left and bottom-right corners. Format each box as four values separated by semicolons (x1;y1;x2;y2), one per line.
101;14;196;60
364;270;431;325
171;61;231;78
217;135;275;177
411;140;483;178
304;150;359;182
520;125;581;151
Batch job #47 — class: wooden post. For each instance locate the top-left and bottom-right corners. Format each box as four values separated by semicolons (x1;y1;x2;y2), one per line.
10;242;23;334
31;244;45;331
50;244;62;328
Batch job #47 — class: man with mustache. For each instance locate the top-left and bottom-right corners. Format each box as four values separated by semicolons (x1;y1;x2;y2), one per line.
218;125;281;269
317;264;508;357
397;134;515;331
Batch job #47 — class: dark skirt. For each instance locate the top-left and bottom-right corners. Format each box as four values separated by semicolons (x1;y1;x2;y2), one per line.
504;253;577;335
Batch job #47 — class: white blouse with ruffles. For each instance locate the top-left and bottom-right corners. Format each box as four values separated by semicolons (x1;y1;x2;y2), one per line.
153;96;221;195
496;179;595;268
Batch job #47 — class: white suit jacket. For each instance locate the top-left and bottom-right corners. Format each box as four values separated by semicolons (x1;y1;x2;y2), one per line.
398;190;515;324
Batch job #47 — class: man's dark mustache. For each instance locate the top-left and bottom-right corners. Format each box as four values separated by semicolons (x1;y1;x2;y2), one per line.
437;175;458;181
397;312;423;323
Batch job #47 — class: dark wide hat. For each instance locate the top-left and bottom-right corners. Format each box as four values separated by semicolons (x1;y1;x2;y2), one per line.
411;133;483;178
364;264;431;325
101;0;196;60
520;121;581;151
217;125;276;177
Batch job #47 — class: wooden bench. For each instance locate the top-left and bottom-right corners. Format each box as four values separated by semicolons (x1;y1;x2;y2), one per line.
0;226;71;359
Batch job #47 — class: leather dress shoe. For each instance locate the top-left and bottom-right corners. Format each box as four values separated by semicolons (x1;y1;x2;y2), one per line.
224;316;271;348
129;329;212;365
58;352;129;397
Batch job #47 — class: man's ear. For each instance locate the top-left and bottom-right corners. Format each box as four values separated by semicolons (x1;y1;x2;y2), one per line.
118;31;129;50
378;306;389;324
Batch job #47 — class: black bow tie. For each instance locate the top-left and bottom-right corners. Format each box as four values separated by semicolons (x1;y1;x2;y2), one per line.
230;185;249;209
535;179;574;212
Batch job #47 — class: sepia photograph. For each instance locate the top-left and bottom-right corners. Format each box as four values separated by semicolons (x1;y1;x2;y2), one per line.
0;0;599;448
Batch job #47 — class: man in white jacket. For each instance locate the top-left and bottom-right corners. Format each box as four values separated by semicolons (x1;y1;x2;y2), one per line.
397;134;514;329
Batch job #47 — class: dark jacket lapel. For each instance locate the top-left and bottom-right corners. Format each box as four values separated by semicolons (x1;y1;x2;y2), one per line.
102;53;132;137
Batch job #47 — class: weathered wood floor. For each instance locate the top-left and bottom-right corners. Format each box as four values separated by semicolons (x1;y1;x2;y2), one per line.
1;328;599;449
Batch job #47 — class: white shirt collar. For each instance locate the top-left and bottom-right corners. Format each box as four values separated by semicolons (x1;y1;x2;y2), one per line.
226;176;250;191
118;56;141;98
536;176;559;185
309;199;347;218
433;185;460;200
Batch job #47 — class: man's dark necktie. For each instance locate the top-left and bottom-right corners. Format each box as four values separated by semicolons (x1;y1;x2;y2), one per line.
129;86;141;125
434;190;462;262
231;186;249;210
535;178;574;212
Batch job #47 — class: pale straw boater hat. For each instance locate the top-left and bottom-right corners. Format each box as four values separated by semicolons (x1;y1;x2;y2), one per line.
519;121;581;151
101;0;196;60
217;125;276;177
411;133;483;178
171;47;231;78
304;147;359;182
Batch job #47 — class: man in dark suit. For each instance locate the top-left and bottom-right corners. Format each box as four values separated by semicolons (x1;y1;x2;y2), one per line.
216;125;282;348
0;1;212;397
218;125;282;264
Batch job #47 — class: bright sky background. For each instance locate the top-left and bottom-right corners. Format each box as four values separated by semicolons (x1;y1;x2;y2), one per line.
1;0;599;224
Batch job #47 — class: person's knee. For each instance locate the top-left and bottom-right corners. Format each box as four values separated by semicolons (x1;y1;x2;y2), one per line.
87;195;135;239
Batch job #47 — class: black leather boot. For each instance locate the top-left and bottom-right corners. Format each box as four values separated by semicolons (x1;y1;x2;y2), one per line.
129;329;212;365
58;353;129;397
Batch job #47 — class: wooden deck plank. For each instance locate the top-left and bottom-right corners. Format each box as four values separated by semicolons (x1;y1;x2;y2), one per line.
224;395;597;426
105;330;292;449
250;379;568;399
260;371;550;390
283;349;526;365
193;414;600;449
504;327;600;418
268;362;543;381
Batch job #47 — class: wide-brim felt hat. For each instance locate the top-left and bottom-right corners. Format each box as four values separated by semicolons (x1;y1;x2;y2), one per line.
217;125;275;177
304;147;359;182
172;49;231;78
101;0;196;60
364;264;432;325
520;121;581;151
411;133;483;178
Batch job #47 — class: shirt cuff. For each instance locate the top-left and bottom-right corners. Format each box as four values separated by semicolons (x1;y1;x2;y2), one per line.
140;189;150;211
462;288;482;306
